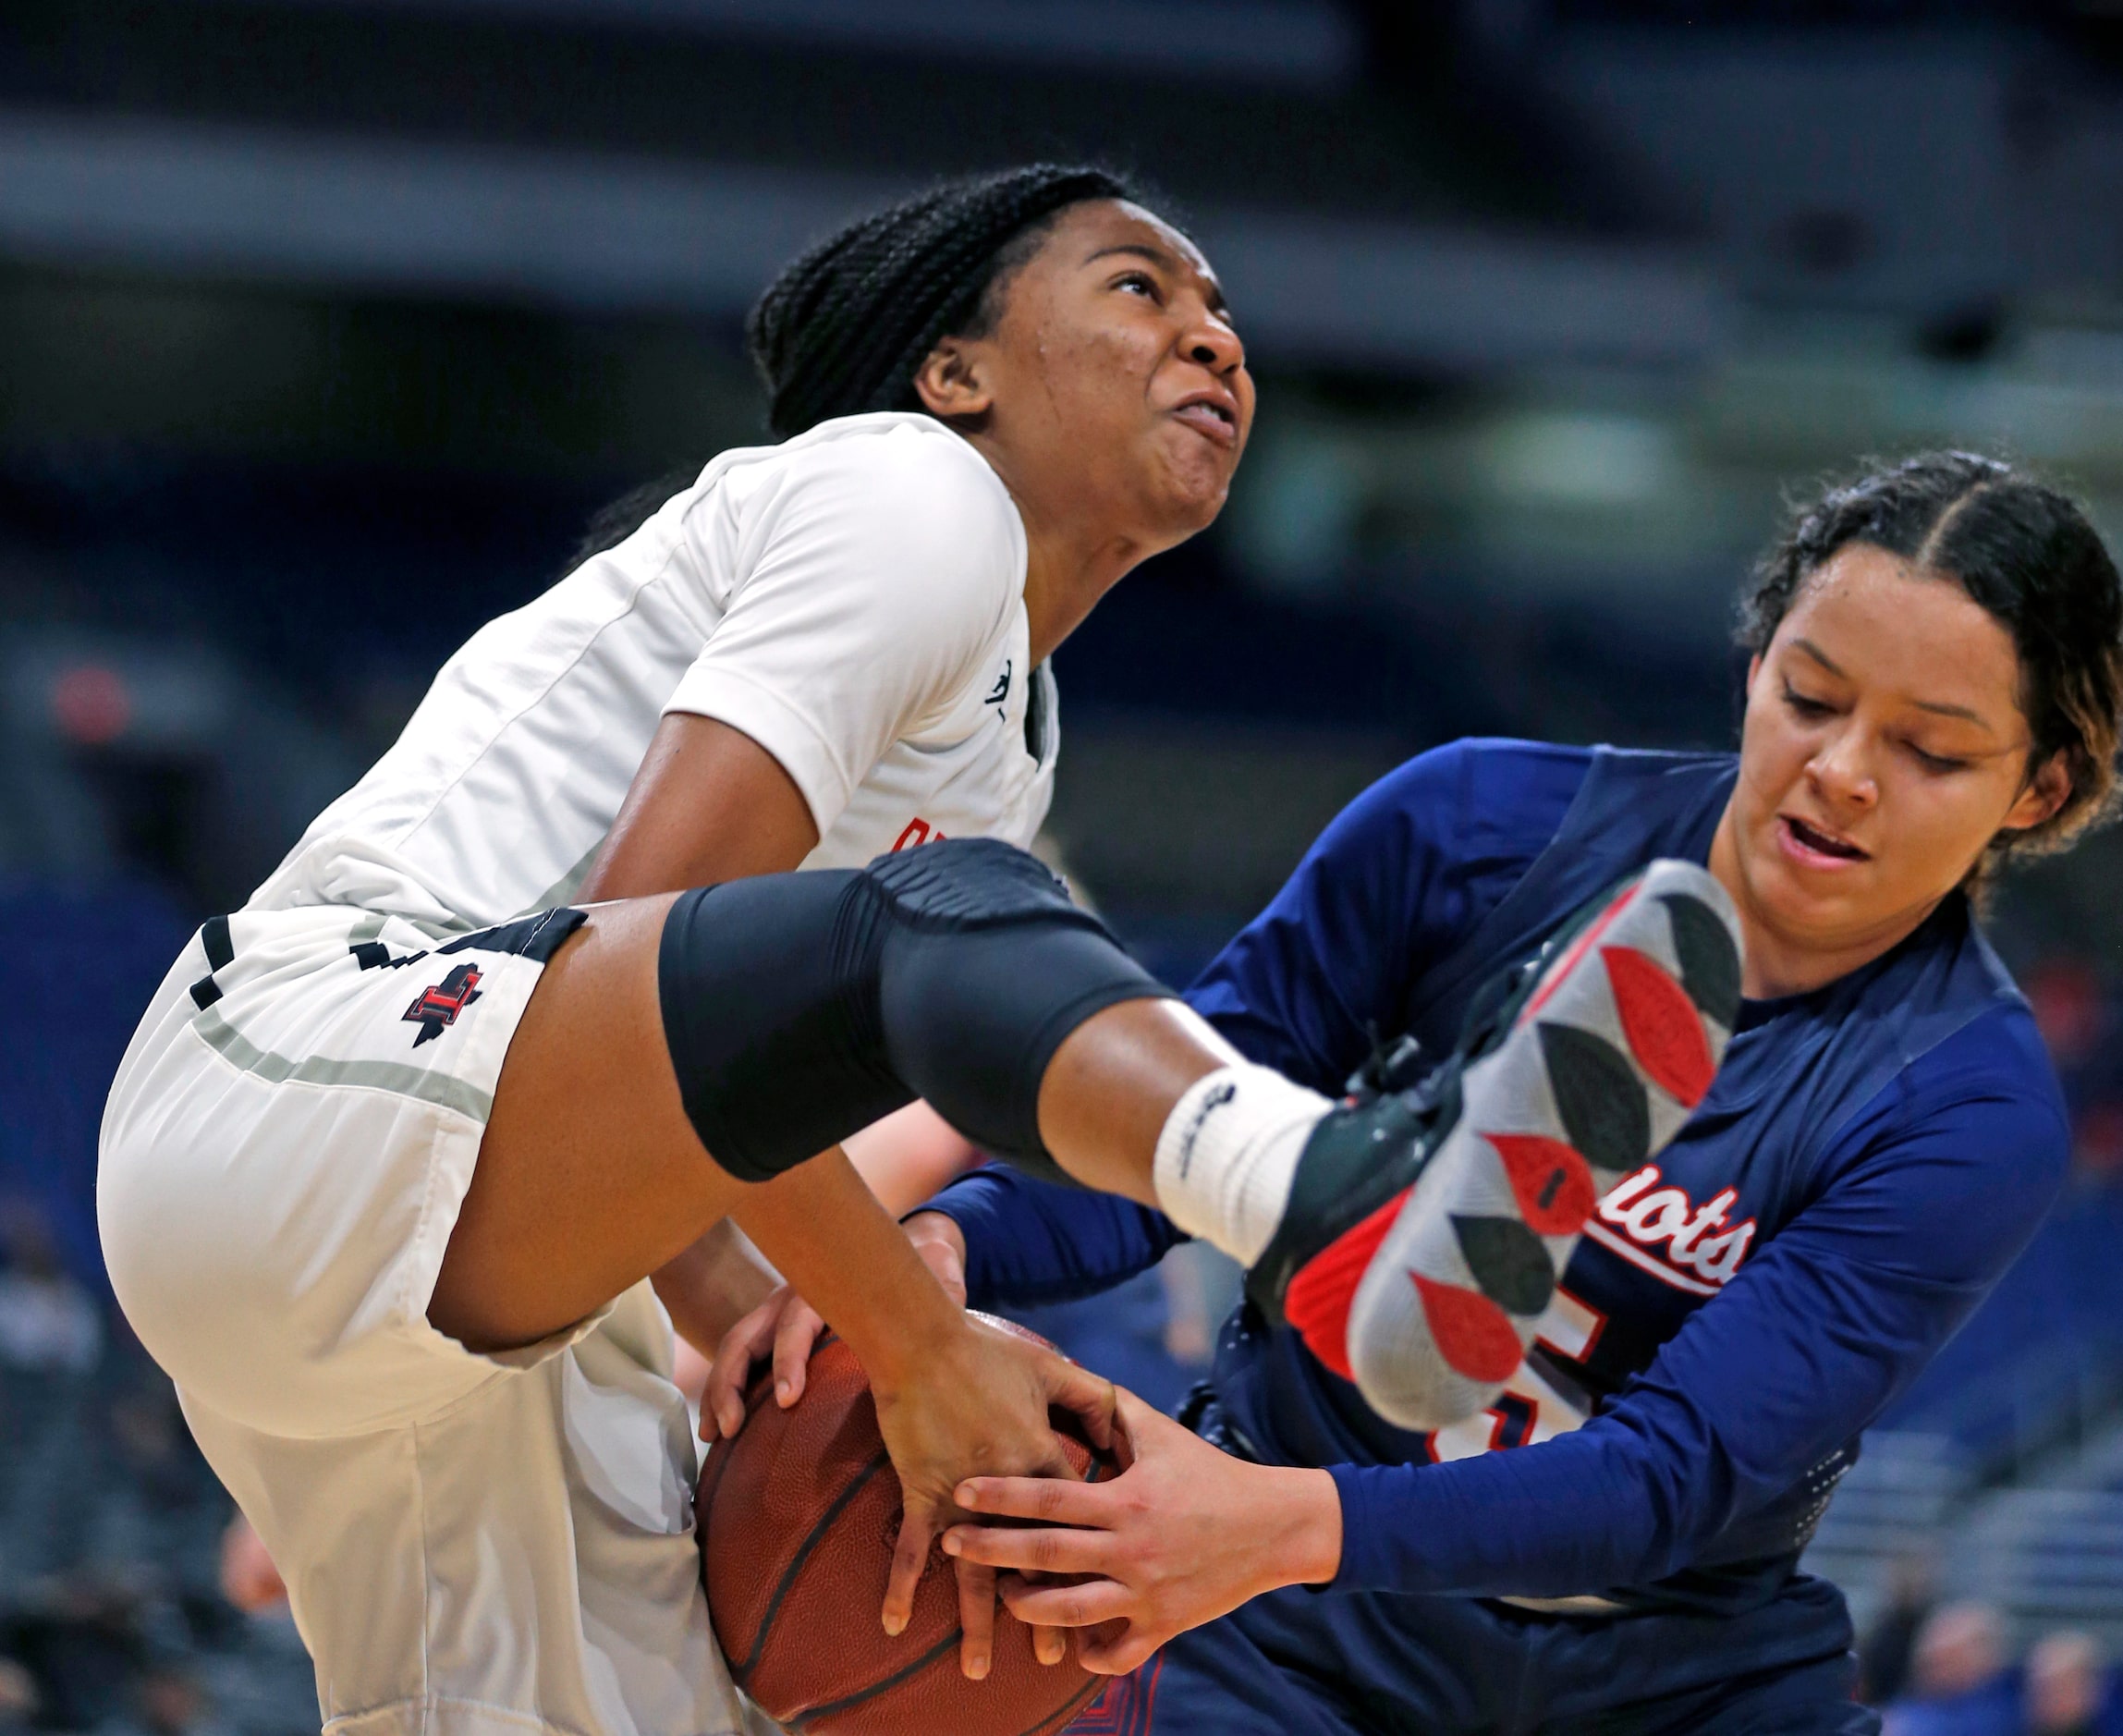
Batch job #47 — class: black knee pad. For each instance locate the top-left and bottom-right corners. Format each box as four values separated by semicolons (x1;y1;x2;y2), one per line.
657;869;909;1185
865;841;1175;1172
656;840;1173;1185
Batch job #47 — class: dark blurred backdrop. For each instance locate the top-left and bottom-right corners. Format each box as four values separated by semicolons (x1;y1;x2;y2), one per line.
7;6;2123;1733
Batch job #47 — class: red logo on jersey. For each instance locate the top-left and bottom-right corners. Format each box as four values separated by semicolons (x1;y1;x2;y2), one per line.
403;963;483;1047
1582;1166;1756;1296
891;818;947;851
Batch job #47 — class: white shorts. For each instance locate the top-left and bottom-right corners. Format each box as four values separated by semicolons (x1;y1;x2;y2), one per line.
99;904;753;1736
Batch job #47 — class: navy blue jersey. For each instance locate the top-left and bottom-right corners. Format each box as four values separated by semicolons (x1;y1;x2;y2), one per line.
926;739;2070;1614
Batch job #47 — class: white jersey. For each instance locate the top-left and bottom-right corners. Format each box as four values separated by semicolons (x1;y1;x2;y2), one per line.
101;411;1063;1736
250;410;1057;929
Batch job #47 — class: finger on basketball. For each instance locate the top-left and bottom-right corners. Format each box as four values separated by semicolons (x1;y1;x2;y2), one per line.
704;1301;778;1440
944;1521;1109;1576
771;1300;822;1407
882;1506;934;1636
1078;1622;1158;1677
997;1575;1131;1630
952;1556;996;1680
955;1473;1113;1526
1045;1360;1120;1455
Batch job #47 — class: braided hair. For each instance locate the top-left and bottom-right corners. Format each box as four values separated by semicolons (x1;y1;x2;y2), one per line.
748;164;1139;440
565;165;1138;568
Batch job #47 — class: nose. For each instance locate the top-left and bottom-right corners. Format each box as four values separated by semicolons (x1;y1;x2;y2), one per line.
1807;725;1880;812
1179;301;1245;376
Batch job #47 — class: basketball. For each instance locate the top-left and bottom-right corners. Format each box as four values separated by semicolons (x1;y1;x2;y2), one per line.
697;1315;1117;1736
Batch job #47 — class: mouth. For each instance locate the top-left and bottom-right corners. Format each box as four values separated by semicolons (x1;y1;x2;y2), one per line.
1778;813;1872;867
1168;391;1239;450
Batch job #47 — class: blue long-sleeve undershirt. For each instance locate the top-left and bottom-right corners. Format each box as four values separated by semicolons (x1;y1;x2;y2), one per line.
1325;1029;2063;1595
921;739;2070;1600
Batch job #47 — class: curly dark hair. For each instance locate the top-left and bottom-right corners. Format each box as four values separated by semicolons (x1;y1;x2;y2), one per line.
1739;451;2123;868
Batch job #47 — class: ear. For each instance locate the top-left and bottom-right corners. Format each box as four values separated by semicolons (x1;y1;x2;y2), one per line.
1737;652;1765;722
2001;750;2072;835
910;337;995;423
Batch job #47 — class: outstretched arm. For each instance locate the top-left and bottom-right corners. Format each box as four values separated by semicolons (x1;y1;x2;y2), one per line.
947;1046;2067;1647
1325;1047;2068;1596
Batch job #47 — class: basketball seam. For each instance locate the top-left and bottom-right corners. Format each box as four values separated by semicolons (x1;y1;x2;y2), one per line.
1016;1672;1104;1736
789;1622;965;1729
725;1449;891;1680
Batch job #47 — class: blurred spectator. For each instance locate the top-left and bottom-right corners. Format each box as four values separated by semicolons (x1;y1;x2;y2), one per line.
119;1657;234;1736
0;1203;101;1375
85;1367;241;1621
1884;1601;2019;1736
2022;960;2123;1186
1862;1553;1940;1705
2074;1102;2123;1187
216;1521;285;1618
2026;1631;2111;1736
136;1665;211;1736
0;1204;107;1598
2026;962;2109;1075
0;1659;37;1732
2;1573;152;1732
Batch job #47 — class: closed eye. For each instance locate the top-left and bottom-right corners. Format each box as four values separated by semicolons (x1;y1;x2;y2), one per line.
1906;740;1971;775
1780;681;1836;720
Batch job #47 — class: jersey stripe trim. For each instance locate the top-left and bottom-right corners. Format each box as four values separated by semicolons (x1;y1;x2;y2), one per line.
1580;1219;1719;1296
189;1005;495;1122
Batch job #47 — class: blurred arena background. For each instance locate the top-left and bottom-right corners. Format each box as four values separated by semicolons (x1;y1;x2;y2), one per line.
7;3;2123;1731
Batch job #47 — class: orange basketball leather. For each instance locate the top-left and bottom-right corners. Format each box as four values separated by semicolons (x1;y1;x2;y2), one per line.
698;1314;1115;1735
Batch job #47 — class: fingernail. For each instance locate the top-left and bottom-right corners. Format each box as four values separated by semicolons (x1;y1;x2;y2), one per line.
775;1379;791;1404
942;1534;960;1556
967;1657;988;1681
883;1613;905;1637
956;1484;979;1507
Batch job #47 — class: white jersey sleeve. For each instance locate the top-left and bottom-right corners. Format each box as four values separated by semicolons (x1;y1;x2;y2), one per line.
663;428;1027;839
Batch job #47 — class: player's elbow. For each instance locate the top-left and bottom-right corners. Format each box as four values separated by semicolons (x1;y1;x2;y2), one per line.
1599;1403;1751;1585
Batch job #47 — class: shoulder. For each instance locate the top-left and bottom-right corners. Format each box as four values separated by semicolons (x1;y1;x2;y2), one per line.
766;413;1019;544
1324;738;1593;861
1814;999;2070;1264
704;415;1025;656
1885;998;2068;1144
1791;993;2071;1281
1276;737;1593;930
1849;910;2066;1153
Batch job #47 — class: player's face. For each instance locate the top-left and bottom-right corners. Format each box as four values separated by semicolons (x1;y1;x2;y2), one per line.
1721;543;2068;986
975;200;1254;545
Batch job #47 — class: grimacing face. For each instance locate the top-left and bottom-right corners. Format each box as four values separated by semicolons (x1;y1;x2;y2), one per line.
1722;543;2070;978
924;199;1254;551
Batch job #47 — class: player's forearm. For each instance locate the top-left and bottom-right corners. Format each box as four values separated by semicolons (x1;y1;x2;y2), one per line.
650;1220;779;1354
734;1151;969;1392
917;1168;1188;1308
1252;1462;1346;1591
1323;1416;1716;1597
